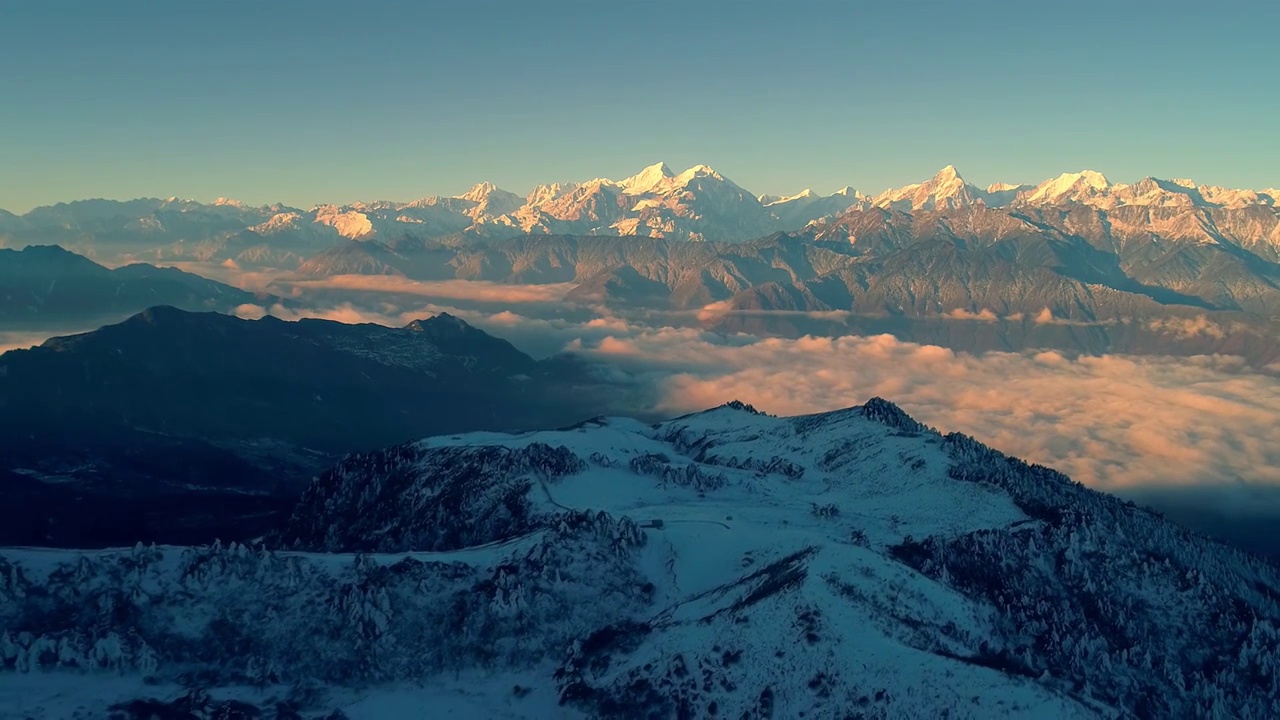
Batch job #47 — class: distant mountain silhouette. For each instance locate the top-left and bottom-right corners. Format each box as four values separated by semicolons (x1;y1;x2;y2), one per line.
0;307;619;546
0;244;268;329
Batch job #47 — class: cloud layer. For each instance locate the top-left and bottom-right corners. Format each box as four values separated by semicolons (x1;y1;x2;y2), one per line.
225;285;1280;495
13;267;1279;499
568;328;1280;491
241;287;1280;494
274;276;578;303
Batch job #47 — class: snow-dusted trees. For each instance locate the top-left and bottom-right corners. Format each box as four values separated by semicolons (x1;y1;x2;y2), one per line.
886;430;1280;718
0;510;650;687
278;442;587;553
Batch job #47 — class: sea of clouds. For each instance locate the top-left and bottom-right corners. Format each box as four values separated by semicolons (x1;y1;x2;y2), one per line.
222;274;1280;496
11;270;1280;553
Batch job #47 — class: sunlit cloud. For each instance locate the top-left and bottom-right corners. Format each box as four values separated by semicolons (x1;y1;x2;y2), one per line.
0;331;55;354
227;294;1280;496
47;267;1280;500
566;327;1280;492
944;308;1000;322
235;302;425;326
1146;316;1229;340
695;300;854;323
274;275;578;303
159;262;289;293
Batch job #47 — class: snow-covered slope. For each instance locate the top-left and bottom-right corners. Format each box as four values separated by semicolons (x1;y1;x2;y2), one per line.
3;400;1277;718
765;186;867;228
1020;170;1113;206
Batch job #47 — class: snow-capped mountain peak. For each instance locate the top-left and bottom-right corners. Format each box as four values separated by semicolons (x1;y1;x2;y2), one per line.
248;211;304;234
1022;170;1112;205
872;165;983;211
620;162;677;195
674;163;725;183
448;182;523;221
526;182;578;206
986;182;1027;193
312;204;375;240
935;164;962;181
618;162;736;197
762;185;870;226
454;181;503;203
7;165;1278;255
762;188;818;207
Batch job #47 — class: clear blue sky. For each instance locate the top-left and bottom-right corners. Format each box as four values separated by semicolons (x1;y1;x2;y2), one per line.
1;0;1276;212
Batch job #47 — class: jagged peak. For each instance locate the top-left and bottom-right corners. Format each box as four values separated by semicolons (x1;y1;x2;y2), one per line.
859;397;927;433
405;311;471;332
934;164;962;181
870;166;977;210
455;181;510;203
664;398;773;425
527;182;578;204
717;399;765;415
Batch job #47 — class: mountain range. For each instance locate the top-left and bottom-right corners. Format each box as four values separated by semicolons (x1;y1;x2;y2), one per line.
289;227;1280;367
1;400;1276;717
2;164;1276;269
4;163;1276;367
0;307;623;547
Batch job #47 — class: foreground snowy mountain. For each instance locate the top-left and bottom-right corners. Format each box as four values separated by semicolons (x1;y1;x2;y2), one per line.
2;400;1277;718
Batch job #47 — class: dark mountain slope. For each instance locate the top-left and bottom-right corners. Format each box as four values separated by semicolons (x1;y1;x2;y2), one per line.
0;307;617;547
0;244;269;330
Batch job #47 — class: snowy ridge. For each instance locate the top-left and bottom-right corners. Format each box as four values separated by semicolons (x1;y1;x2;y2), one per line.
5;164;1278;265
2;399;1279;718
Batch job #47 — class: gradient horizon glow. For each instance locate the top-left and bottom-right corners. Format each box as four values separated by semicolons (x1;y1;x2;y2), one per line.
1;0;1276;212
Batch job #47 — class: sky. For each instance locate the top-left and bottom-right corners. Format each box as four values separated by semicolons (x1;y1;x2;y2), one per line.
1;0;1277;212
